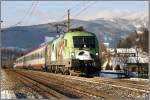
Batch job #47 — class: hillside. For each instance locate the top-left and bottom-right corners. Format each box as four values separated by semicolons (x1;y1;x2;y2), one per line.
117;28;149;53
1;18;147;50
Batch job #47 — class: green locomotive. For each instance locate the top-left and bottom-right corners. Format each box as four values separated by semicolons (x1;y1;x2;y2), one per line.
45;29;101;75
15;29;101;76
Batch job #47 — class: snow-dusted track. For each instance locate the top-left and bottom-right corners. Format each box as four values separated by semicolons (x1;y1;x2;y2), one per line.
2;69;148;99
13;70;111;99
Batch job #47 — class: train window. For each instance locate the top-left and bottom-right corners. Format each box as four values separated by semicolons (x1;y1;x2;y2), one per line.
30;55;32;60
64;39;67;47
35;53;37;59
33;54;35;59
32;54;34;59
41;52;42;58
28;56;30;60
30;55;31;60
27;56;29;61
36;53;37;59
73;36;95;48
37;53;39;58
42;50;45;58
40;52;42;58
36;53;38;59
32;55;34;59
41;51;43;58
37;53;39;59
39;52;41;58
28;55;30;60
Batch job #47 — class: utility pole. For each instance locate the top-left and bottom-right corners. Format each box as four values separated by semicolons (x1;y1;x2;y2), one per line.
67;9;70;32
54;9;70;34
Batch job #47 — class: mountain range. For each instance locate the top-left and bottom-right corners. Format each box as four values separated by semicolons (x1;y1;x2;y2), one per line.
1;16;148;50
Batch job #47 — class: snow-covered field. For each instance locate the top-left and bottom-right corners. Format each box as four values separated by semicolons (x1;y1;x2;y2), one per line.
1;90;16;99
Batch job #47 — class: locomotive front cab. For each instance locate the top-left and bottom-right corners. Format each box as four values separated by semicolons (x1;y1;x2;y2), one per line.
63;31;101;74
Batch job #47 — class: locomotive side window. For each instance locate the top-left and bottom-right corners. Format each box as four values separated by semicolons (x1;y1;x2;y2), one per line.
52;44;54;51
73;36;95;48
64;39;67;47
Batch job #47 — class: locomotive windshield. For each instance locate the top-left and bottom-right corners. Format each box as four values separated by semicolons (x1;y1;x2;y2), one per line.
73;36;95;48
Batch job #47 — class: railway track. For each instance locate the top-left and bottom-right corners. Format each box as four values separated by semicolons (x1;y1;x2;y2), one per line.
57;74;148;99
12;69;119;99
92;78;148;91
11;69;148;99
9;71;68;99
15;72;95;99
35;70;148;92
25;70;148;99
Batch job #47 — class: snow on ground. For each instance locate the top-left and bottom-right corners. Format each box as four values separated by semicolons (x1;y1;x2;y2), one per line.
1;90;16;99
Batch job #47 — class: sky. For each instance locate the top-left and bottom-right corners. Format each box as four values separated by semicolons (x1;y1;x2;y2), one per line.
1;1;148;28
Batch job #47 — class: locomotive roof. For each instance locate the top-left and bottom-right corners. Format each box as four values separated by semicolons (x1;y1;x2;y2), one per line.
51;31;95;42
64;31;96;36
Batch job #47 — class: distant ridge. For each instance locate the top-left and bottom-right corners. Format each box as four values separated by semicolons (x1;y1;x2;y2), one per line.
1;17;147;50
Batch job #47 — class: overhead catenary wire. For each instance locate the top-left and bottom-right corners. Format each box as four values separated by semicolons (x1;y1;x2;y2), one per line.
52;1;93;33
70;1;97;28
72;1;95;17
51;2;91;33
69;1;91;13
7;2;36;28
24;1;39;25
52;1;96;33
17;2;36;26
52;1;91;23
7;1;92;28
5;1;95;30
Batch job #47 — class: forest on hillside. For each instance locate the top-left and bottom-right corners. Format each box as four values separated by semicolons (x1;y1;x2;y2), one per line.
117;28;149;53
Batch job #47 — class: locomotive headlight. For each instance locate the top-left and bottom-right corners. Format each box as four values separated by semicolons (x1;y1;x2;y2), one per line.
71;52;75;57
96;53;99;56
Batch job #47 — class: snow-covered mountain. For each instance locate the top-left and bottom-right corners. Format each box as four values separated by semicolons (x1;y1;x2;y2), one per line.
1;16;148;50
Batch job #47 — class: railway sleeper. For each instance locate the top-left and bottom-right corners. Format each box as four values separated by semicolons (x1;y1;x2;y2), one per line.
16;70;119;99
13;71;69;99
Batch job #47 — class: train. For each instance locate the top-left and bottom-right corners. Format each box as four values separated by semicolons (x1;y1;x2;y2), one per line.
14;28;101;76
